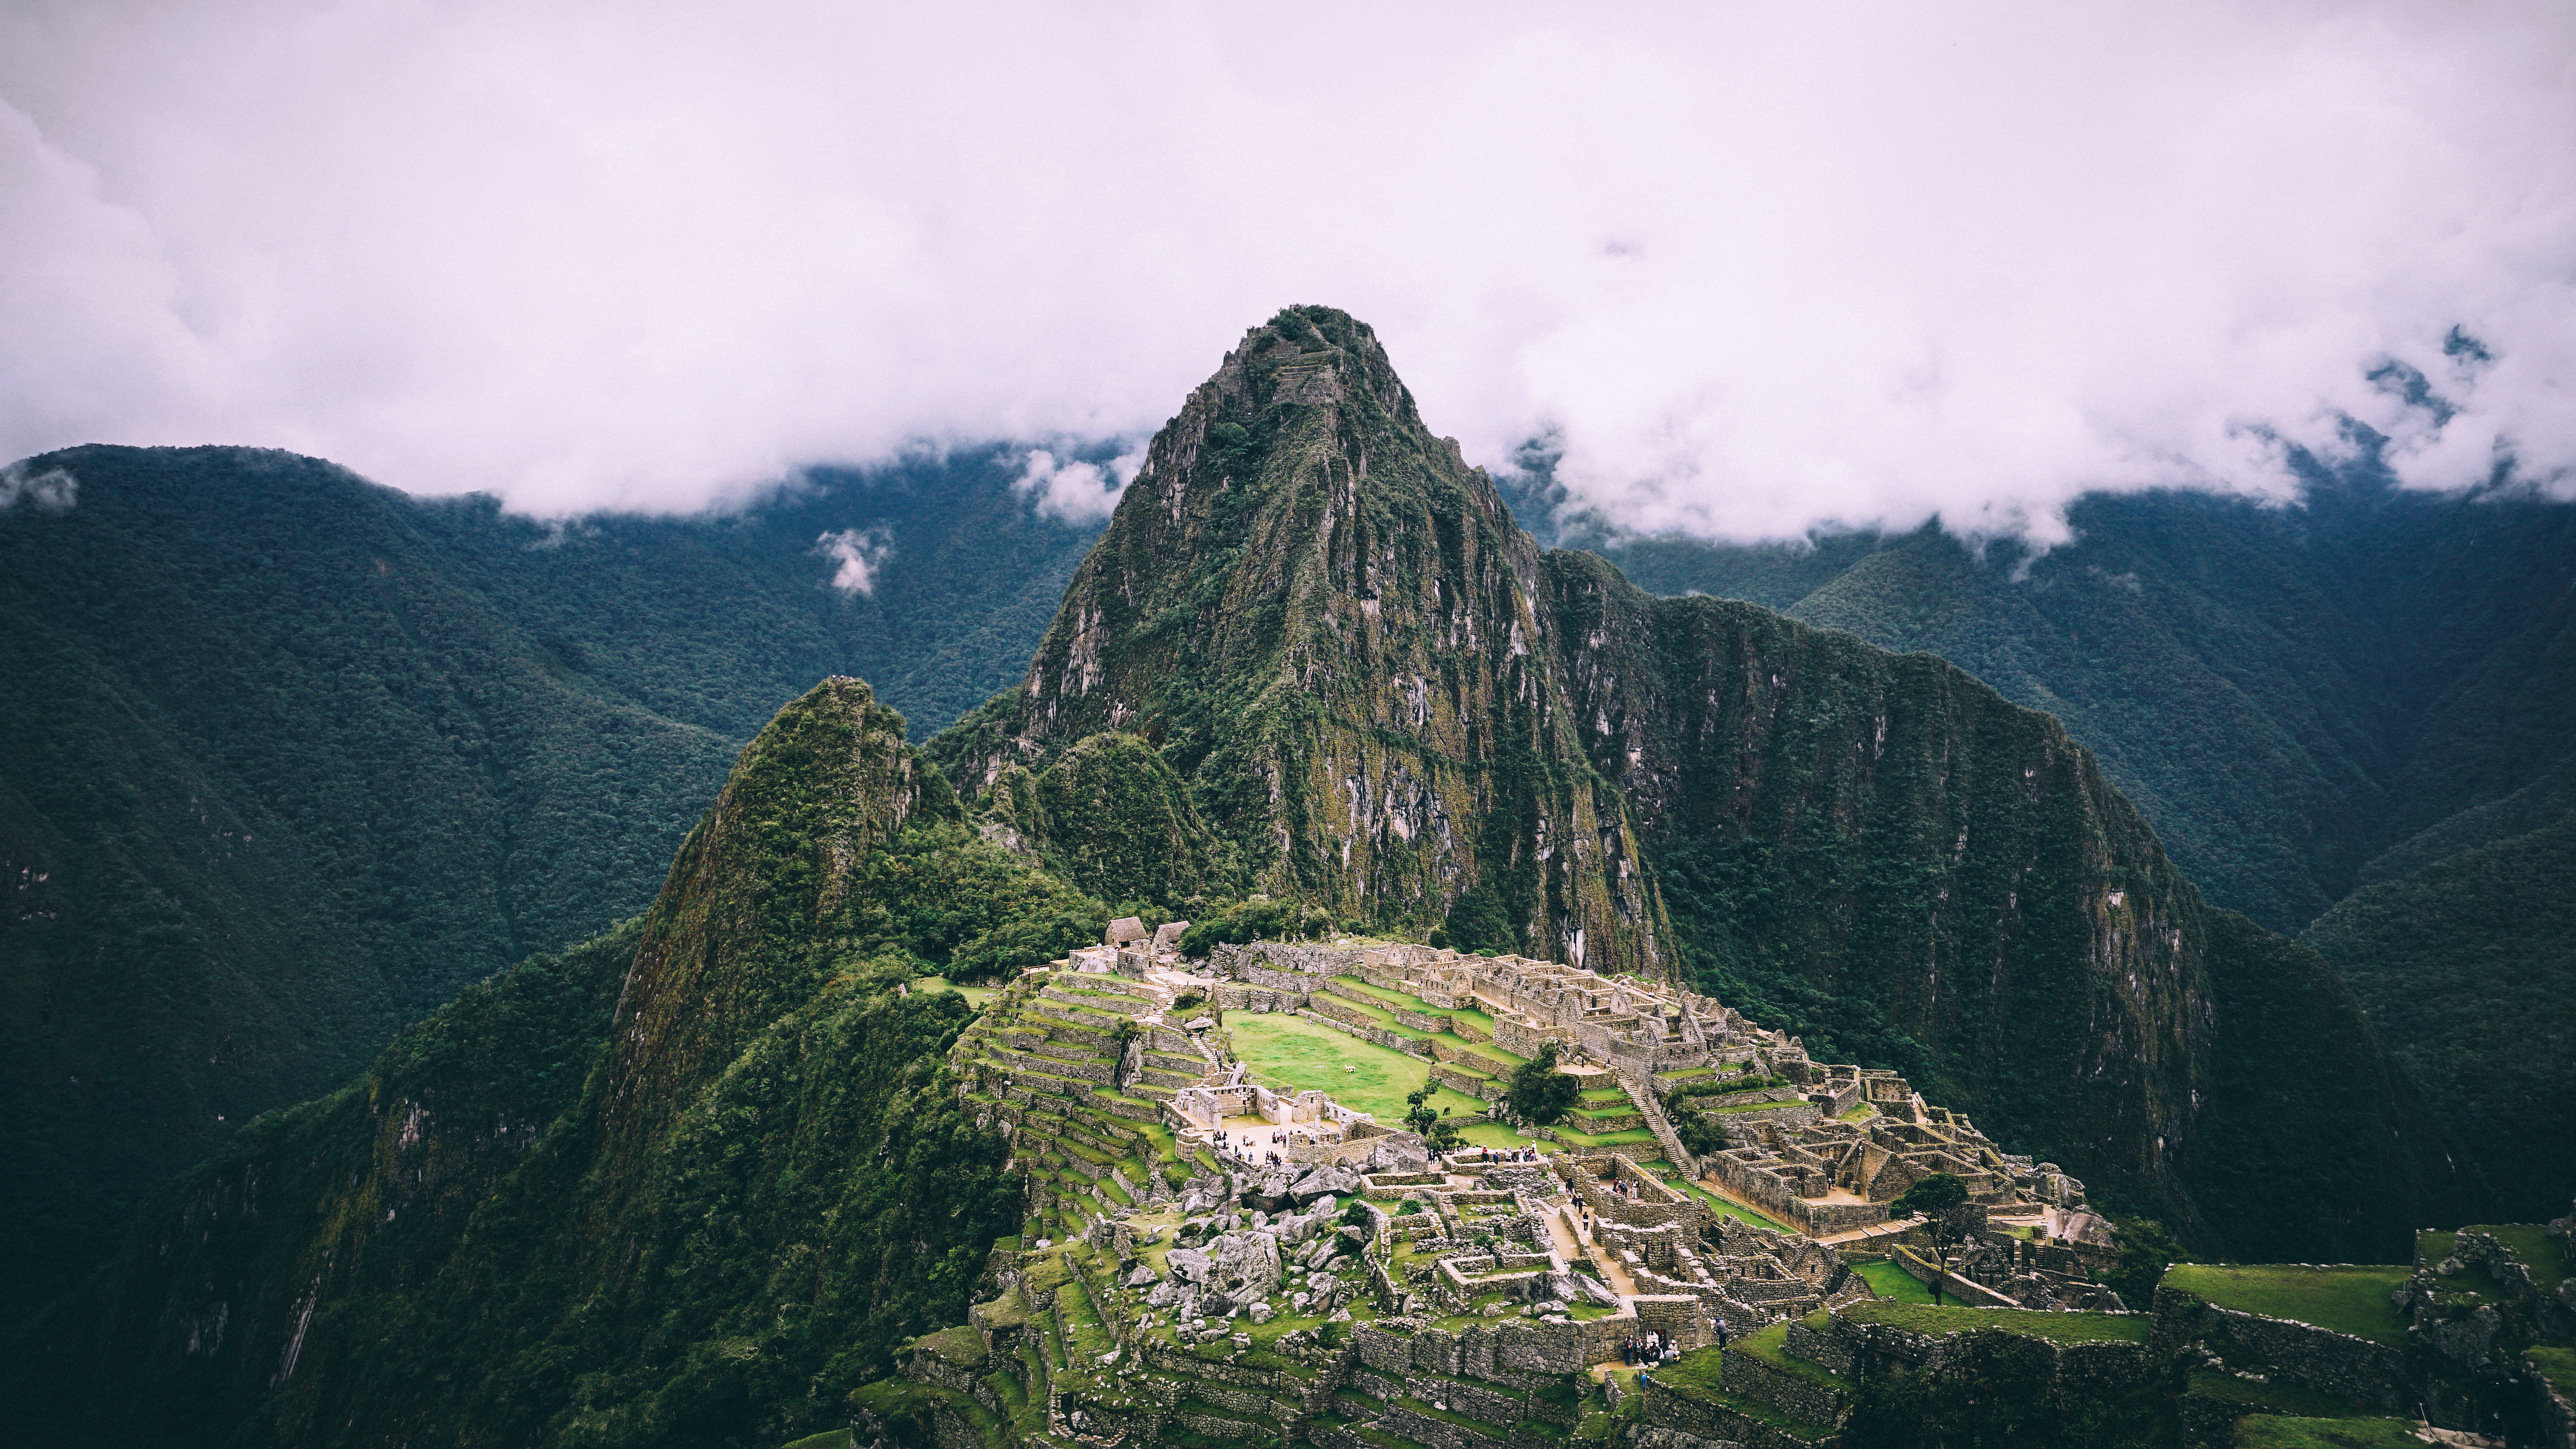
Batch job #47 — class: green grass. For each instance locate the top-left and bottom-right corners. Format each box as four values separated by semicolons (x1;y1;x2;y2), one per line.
1648;1348;1834;1439
781;1432;854;1449
2160;1264;2411;1346
1455;1120;1557;1152
2526;1346;2576;1395
1662;1176;1789;1232
1707;1097;1803;1115
1548;1125;1659;1148
1224;1011;1487;1121
2471;1224;2568;1290
2230;1415;2426;1448
1836;1102;1875;1122
1838;1300;2152;1344
1734;1321;1849;1395
1856;1261;1935;1303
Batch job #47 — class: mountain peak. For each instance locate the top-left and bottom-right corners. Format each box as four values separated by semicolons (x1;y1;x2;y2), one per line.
933;307;1668;972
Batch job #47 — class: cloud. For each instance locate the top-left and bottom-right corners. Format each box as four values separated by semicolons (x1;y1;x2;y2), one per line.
0;461;76;511
815;527;892;595
0;1;2569;540
1015;445;1145;524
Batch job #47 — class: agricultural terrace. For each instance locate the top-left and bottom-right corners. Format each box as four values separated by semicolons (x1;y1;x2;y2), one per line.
2158;1264;2412;1346
1222;1012;1488;1123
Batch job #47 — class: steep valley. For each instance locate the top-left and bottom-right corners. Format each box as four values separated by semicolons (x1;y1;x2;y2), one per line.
0;307;2511;1449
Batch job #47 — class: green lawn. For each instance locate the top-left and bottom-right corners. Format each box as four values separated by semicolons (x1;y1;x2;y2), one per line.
1225;1012;1485;1122
2160;1264;2411;1346
2529;1346;2576;1395
2231;1415;2427;1448
1838;1300;2152;1344
1855;1261;1935;1303
1549;1124;1659;1148
911;976;997;1010
1455;1120;1557;1152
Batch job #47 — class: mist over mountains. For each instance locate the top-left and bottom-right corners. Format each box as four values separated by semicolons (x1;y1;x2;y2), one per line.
0;304;2523;1449
0;443;1105;1325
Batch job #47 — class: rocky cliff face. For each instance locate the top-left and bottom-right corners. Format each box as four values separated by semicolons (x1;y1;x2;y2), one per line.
1542;552;2470;1254
937;306;2473;1254
934;307;1669;975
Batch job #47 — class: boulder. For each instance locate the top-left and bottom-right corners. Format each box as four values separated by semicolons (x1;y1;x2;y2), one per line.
1200;1230;1285;1305
1253;1173;1295;1211
1292;1164;1363;1203
1365;1137;1431;1174
1166;1248;1213;1285
1247;1301;1275;1324
1123;1264;1159;1288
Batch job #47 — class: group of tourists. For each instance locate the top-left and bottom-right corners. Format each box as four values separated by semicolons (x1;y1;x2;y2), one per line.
1215;1128;1297;1169
1621;1330;1678;1367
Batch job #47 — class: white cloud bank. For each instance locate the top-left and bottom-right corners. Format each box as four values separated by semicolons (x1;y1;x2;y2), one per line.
0;1;2570;540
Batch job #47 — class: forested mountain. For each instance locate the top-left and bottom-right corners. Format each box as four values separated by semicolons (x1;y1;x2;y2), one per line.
1504;471;2576;1219
0;445;1105;1328
1;306;2493;1447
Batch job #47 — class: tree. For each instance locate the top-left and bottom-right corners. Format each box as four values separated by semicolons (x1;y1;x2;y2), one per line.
1425;1109;1464;1154
1403;1086;1439;1137
1894;1172;1973;1305
1506;1041;1580;1125
2105;1216;2184;1310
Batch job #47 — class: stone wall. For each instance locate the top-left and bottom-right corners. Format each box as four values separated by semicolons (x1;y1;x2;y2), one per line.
1890;1243;2020;1308
2151;1284;2409;1412
1639;1373;1831;1449
1722;1345;1847;1428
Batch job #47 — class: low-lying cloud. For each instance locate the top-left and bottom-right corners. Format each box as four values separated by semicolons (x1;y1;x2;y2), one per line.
815;527;893;596
1;1;2569;541
0;462;76;512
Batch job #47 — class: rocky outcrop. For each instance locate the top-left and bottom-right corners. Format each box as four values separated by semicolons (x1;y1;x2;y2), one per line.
932;307;1671;974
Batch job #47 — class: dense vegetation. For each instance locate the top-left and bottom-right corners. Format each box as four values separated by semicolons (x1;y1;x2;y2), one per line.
1498;456;2576;1228
0;443;1100;1328
926;306;1673;976
7;680;1093;1448
6;304;2557;1447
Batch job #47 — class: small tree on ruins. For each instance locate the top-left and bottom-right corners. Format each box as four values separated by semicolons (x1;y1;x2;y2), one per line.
1893;1172;1972;1304
1506;1041;1580;1125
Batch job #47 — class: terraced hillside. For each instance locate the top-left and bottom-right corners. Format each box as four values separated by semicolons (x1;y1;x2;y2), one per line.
951;969;1218;1232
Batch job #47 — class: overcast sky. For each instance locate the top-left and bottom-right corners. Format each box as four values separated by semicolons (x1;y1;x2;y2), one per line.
3;1;2570;540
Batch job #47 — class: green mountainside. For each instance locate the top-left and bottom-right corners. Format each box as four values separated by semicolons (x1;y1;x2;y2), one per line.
0;307;2525;1447
927;314;1671;974
9;681;1066;1448
1504;473;2575;1221
927;307;2468;1258
0;444;1103;1327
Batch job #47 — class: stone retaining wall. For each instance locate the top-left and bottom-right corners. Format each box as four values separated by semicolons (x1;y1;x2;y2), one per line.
1723;1345;1847;1427
2149;1285;2408;1412
1638;1373;1830;1449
